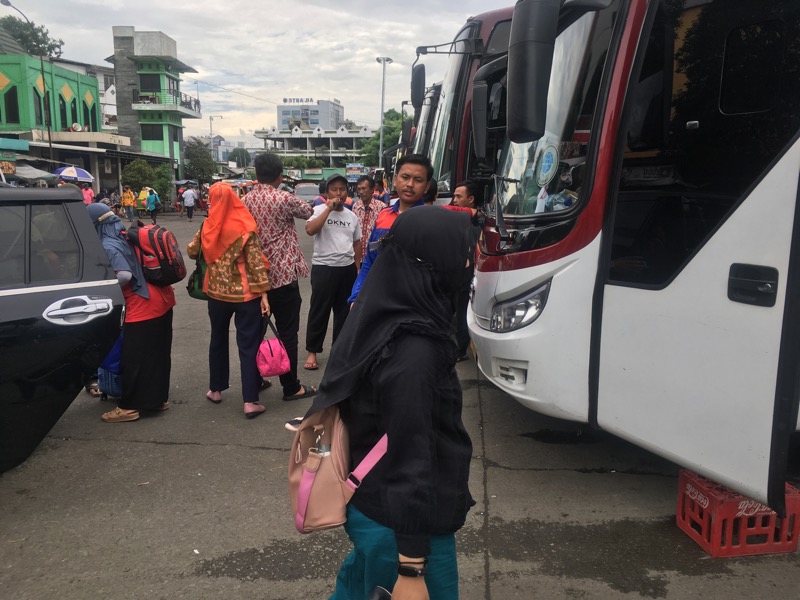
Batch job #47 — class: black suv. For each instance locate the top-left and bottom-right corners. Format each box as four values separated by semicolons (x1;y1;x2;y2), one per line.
0;187;124;472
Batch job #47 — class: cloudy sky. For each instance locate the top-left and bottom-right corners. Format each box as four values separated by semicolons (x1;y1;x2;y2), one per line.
15;0;512;144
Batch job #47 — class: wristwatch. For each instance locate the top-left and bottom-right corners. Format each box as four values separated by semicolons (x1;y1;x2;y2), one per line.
397;564;427;578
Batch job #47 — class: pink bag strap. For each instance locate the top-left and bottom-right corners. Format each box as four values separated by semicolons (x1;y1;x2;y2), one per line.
261;314;281;340
295;434;388;532
346;434;388;492
295;467;316;532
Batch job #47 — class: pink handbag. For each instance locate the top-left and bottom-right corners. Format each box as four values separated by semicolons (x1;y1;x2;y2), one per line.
288;405;387;534
257;316;290;377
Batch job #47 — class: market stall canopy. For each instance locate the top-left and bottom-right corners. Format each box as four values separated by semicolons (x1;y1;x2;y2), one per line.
52;166;95;183
14;163;58;181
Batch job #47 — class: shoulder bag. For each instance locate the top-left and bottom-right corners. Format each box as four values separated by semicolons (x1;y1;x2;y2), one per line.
288;406;387;534
186;226;208;300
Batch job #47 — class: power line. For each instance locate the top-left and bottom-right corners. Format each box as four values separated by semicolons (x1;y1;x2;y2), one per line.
184;76;279;105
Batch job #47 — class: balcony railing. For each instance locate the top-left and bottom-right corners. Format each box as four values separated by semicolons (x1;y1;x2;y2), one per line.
132;89;201;113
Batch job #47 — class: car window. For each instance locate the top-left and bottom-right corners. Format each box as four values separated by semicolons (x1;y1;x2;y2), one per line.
30;204;81;283
0;205;25;286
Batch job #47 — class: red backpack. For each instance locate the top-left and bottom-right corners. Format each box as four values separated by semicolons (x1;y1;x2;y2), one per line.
127;223;187;287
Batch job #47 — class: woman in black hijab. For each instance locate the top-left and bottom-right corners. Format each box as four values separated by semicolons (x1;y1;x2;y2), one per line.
310;206;475;600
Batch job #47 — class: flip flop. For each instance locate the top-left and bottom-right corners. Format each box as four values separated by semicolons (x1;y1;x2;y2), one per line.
284;417;304;432
303;361;318;370
86;380;101;398
283;385;318;401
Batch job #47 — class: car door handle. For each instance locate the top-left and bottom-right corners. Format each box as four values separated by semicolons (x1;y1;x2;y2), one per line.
42;295;114;325
728;264;778;307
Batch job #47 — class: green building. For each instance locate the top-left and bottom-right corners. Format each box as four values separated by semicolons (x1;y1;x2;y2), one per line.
109;27;201;177
0;54;101;135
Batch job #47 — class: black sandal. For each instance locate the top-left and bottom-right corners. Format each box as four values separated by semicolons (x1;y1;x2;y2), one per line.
86;378;101;398
282;385;317;401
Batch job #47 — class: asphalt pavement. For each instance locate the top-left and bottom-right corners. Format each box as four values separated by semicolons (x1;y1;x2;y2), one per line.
1;209;799;600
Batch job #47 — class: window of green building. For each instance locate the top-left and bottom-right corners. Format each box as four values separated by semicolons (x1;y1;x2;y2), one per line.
59;96;67;129
71;99;78;124
4;87;19;123
33;88;43;125
141;124;164;140
140;74;161;92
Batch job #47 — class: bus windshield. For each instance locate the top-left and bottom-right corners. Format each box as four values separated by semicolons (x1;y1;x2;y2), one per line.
427;25;476;191
413;83;441;157
494;5;619;219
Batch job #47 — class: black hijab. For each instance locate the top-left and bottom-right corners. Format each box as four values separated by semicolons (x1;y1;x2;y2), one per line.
307;206;474;414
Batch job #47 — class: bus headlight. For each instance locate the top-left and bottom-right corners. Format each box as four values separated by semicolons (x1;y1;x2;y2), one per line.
490;280;551;332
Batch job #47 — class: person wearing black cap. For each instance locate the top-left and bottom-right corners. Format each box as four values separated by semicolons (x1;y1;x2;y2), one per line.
303;173;362;371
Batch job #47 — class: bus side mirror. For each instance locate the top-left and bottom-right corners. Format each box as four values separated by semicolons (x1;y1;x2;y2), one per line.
411;64;426;111
472;55;508;161
507;0;560;142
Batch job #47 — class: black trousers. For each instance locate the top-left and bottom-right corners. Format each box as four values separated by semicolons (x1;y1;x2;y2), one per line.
267;281;302;396
207;297;263;404
186;205;194;219
120;309;173;410
306;263;357;354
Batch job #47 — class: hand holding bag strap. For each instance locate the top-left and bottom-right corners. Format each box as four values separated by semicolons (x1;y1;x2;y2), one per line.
261;314;282;341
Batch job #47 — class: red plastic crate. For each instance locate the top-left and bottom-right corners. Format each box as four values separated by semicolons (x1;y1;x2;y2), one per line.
676;469;800;557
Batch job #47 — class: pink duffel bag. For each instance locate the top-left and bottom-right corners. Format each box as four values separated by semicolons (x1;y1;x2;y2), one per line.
257;316;290;377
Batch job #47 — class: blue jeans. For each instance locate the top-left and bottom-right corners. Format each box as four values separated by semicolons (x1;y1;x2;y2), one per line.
331;505;459;600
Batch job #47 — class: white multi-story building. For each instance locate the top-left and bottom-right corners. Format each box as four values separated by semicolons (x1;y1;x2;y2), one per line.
253;123;373;168
276;98;343;130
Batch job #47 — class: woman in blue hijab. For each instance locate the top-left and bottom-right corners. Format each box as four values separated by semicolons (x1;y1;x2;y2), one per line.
87;204;175;422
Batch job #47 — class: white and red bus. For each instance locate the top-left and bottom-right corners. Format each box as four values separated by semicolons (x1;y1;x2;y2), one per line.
411;7;513;197
469;0;800;511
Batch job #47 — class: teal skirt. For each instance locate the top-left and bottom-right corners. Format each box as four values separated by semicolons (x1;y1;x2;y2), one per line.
330;504;459;599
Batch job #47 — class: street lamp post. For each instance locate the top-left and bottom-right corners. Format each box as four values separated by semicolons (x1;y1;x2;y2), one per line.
209;115;222;161
2;0;53;161
376;56;393;164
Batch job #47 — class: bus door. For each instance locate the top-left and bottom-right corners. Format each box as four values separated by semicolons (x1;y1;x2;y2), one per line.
595;0;800;510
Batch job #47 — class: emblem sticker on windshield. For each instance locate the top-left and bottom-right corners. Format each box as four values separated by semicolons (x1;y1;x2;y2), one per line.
536;145;559;187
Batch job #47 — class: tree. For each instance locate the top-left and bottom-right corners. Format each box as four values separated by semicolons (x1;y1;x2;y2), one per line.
0;16;64;58
184;137;217;184
362;108;404;166
227;147;251;168
282;156;309;169
121;159;155;192
152;163;174;202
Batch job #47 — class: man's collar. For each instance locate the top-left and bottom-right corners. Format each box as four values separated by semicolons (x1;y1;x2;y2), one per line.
392;199;424;213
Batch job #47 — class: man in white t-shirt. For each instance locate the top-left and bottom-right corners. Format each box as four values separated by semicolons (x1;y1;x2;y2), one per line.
303;173;362;370
182;185;197;221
